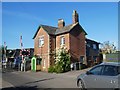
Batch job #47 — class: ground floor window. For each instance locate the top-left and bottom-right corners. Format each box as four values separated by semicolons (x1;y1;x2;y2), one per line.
80;56;85;63
36;58;42;65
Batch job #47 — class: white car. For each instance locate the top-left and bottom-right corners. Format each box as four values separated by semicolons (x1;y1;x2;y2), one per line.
77;62;120;89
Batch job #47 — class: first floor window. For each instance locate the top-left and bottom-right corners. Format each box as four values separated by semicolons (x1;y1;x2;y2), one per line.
39;36;44;47
60;36;65;45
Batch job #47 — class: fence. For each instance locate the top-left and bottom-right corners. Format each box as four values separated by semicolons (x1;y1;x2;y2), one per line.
106;52;120;62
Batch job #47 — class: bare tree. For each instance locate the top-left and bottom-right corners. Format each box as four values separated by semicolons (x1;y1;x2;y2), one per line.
100;41;117;54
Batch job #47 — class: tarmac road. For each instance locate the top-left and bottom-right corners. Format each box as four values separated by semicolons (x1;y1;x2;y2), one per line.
2;67;90;90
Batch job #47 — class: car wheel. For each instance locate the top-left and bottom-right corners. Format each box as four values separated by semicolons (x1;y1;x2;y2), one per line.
77;79;86;90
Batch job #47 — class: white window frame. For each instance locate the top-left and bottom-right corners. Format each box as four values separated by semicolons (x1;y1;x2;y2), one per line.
39;36;44;47
60;36;65;45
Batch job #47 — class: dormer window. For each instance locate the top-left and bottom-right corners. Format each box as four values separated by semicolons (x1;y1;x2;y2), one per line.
60;36;65;45
39;36;44;47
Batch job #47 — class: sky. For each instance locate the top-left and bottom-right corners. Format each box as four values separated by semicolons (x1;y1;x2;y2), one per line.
2;2;118;49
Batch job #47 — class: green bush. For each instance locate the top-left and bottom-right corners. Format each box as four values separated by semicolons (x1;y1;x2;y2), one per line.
48;66;55;73
55;66;63;73
48;47;70;73
54;47;70;73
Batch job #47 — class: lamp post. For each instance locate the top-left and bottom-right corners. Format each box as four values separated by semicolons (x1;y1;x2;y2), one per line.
4;42;7;69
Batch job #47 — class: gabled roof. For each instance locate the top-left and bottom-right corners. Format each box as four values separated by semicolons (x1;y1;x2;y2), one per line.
33;22;87;39
41;25;57;35
33;25;57;39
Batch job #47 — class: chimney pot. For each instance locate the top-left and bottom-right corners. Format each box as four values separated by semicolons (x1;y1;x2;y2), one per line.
72;10;79;24
58;19;65;28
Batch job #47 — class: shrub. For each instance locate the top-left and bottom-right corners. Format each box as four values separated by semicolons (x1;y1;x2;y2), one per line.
54;65;63;73
48;47;70;73
48;66;55;73
54;47;70;73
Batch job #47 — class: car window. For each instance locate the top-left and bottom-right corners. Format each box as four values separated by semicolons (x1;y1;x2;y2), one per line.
102;65;119;76
89;65;103;75
117;66;120;75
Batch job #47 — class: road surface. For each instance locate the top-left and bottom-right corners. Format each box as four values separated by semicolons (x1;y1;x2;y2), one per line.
2;67;89;90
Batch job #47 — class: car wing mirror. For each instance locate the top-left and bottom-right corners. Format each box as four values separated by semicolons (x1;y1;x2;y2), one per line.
86;71;93;75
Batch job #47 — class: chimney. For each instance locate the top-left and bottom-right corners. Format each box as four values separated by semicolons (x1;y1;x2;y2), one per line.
58;19;65;28
72;10;79;24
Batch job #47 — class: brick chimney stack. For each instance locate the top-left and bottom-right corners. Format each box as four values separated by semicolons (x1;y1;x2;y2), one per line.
58;19;65;28
72;10;79;24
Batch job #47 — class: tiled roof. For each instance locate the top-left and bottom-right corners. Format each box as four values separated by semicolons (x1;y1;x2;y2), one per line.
55;23;77;35
33;22;87;39
33;25;57;39
41;25;57;35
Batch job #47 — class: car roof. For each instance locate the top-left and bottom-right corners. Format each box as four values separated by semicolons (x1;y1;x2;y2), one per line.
100;62;120;66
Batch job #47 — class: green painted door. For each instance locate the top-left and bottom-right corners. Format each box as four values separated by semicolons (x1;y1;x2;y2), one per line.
32;59;35;71
31;57;36;71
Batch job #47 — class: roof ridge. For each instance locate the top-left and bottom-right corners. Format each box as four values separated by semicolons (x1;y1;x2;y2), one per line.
33;22;86;39
41;24;57;28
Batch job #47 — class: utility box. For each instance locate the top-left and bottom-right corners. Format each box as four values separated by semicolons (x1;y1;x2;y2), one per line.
31;56;41;71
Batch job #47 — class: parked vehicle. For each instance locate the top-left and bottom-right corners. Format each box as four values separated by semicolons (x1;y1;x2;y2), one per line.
77;62;120;89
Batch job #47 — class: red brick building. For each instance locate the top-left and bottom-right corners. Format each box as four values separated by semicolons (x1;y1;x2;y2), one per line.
33;10;87;71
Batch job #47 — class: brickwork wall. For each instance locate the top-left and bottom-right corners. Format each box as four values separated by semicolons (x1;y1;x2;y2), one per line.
69;25;86;63
34;27;50;71
56;33;70;50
